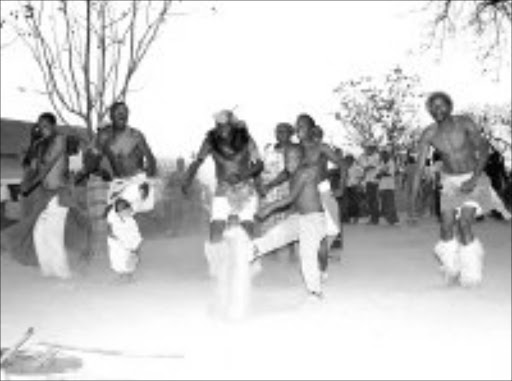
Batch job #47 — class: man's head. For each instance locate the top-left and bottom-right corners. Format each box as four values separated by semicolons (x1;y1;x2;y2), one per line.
364;142;377;155
285;145;304;173
275;123;293;145
214;109;235;139
426;91;453;124
380;150;391;162
345;154;355;166
110;101;129;129
37;112;57;139
295;113;316;142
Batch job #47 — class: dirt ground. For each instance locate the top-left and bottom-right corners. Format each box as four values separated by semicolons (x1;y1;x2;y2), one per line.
1;216;511;380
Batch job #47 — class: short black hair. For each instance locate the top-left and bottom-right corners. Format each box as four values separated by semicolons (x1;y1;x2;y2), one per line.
297;113;316;129
38;112;57;126
276;122;293;133
426;91;453;113
110;101;128;115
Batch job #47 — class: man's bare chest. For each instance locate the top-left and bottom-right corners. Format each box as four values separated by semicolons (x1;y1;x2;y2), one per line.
431;125;468;154
107;131;139;157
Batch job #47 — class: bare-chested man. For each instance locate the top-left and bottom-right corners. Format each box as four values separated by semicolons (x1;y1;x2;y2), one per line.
411;91;494;287
263;114;346;278
84;101;157;279
254;145;326;299
2;113;81;279
88;101;157;179
182;109;264;243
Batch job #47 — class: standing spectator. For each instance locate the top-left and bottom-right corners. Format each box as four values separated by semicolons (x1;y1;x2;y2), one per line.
165;158;187;236
377;150;399;225
360;142;380;224
343;154;364;224
421;159;436;217
329;147;344;248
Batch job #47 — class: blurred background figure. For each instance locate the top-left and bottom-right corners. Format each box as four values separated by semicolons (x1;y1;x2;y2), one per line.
343;154;364;224
360;142;380;225
377;149;399;226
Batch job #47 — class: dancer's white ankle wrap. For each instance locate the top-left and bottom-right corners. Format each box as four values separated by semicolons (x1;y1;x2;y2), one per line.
459;238;485;287
434;239;461;278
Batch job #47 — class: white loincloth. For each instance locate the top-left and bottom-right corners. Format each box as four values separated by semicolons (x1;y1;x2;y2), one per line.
210;181;258;222
318;180;340;236
33;196;71;279
440;172;498;218
108;173;155;214
106;209;142;274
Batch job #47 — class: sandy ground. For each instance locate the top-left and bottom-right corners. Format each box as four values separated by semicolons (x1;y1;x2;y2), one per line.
1;216;511;380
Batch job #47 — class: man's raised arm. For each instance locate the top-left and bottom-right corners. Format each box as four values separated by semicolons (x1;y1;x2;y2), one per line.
320;143;343;167
241;137;264;181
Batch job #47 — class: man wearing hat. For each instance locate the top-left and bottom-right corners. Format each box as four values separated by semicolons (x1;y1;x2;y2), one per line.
182;109;263;244
411;91;495;287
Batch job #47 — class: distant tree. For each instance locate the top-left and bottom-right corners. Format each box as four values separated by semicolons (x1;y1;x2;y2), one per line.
422;0;511;74
333;66;424;155
1;0;174;138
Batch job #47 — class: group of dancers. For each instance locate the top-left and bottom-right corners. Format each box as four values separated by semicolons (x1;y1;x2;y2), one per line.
1;91;502;304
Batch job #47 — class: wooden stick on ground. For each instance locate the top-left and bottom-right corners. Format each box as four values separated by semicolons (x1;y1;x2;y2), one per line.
0;328;35;367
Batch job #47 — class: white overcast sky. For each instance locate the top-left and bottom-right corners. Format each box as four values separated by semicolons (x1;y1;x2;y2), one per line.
2;0;511;162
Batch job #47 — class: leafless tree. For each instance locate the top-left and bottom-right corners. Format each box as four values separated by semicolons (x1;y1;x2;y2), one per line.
2;0;174;139
422;0;511;74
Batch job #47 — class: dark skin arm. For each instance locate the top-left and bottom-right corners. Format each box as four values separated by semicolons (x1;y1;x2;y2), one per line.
182;137;210;194
263;169;290;195
21;135;65;196
238;137;264;182
460;116;489;193
256;170;307;220
137;132;157;177
320;143;342;167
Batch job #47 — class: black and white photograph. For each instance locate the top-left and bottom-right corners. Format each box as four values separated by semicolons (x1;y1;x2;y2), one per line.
0;1;511;379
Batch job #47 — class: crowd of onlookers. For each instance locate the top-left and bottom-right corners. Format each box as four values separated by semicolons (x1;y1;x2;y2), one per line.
322;141;511;229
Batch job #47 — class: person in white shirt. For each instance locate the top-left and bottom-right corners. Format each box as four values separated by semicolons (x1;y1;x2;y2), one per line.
377;150;399;225
344;154;364;224
359;142;380;224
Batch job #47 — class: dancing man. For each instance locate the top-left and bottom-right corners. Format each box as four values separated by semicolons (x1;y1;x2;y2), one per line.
83;101;157;280
411;91;495;287
2;113;89;279
263;114;345;278
182;110;263;253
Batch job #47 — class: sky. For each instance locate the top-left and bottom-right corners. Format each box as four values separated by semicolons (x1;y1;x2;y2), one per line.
1;0;511;179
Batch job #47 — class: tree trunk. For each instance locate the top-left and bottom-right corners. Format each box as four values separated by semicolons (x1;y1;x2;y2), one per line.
85;0;92;140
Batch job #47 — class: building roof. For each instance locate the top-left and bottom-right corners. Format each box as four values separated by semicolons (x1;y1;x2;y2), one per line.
0;118;88;156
